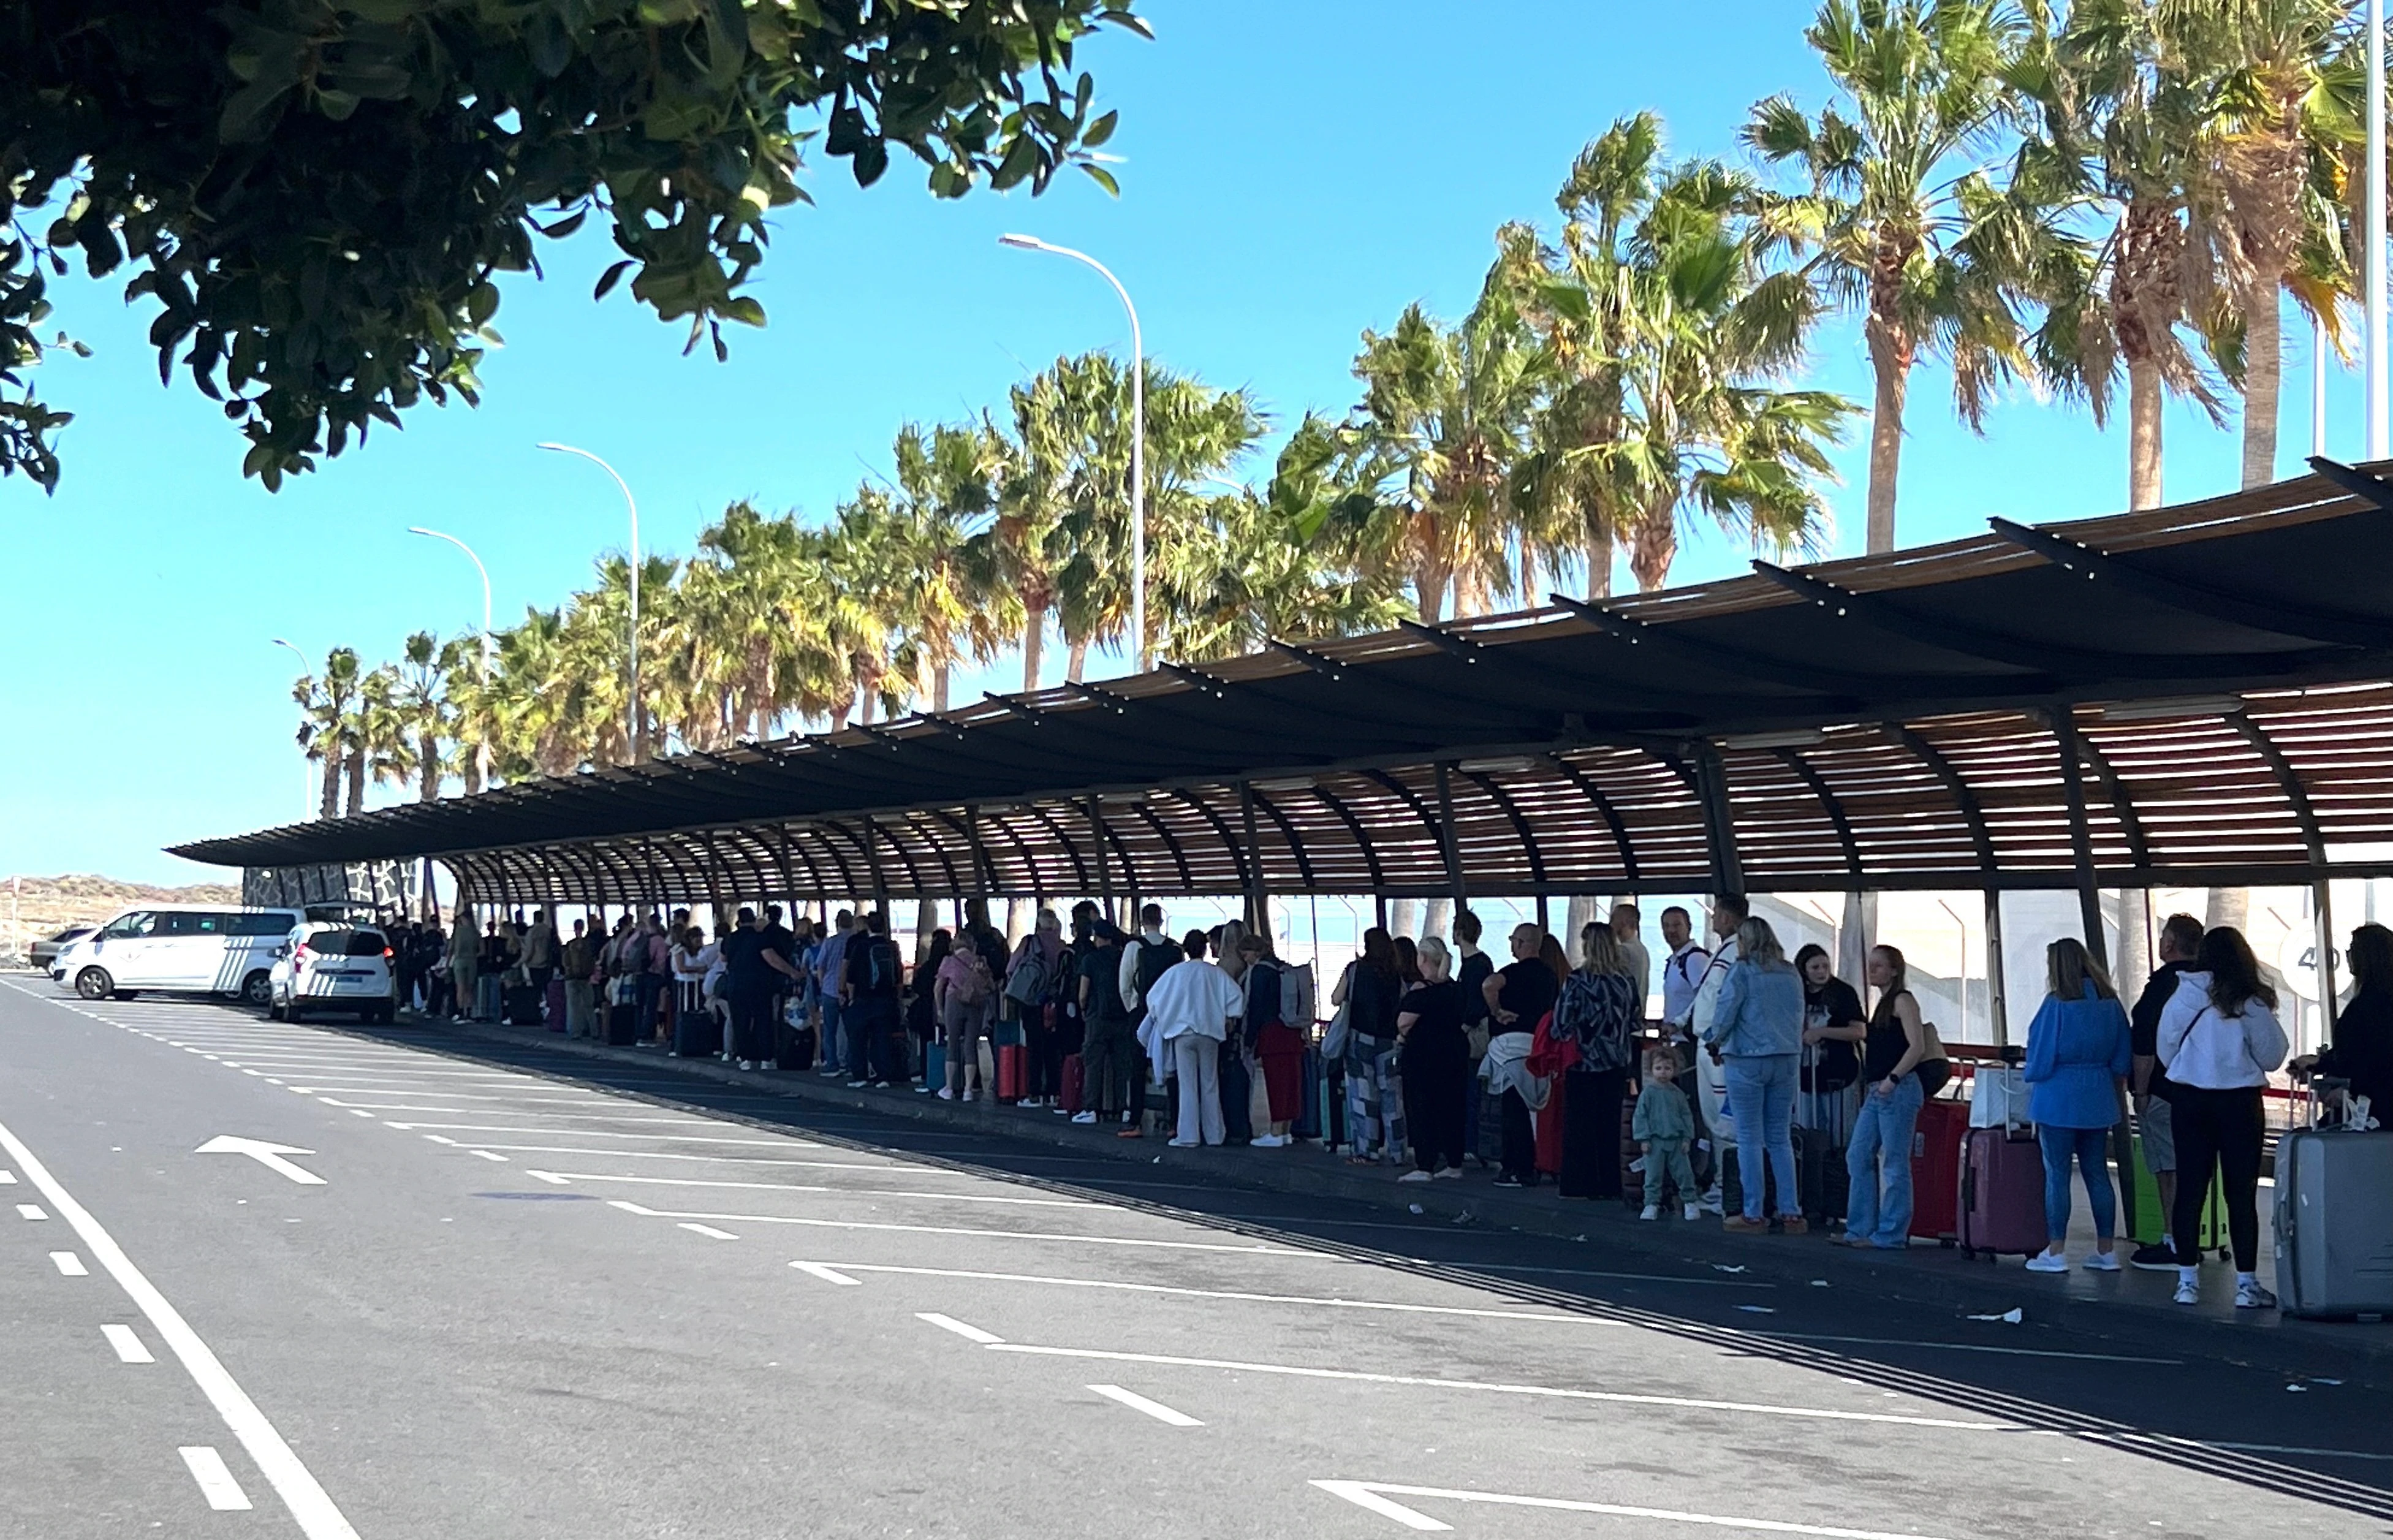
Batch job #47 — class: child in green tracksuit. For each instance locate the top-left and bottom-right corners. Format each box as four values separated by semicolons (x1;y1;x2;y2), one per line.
1634;1044;1701;1220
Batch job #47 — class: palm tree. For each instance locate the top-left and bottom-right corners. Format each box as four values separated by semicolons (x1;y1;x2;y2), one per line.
1745;0;2038;554
1346;300;1540;621
356;663;412;811
2021;0;2228;509
293;647;360;819
889;420;1014;710
390;631;454;802
1499;117;1853;592
2176;0;2354;488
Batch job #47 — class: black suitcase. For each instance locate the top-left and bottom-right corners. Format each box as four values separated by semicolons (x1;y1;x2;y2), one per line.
605;996;638;1046
504;984;544;1027
674;1003;721;1058
776;1019;816;1072
1219;1048;1253;1144
1796;1125;1849;1226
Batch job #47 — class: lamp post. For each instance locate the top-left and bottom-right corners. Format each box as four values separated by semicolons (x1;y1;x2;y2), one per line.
998;233;1147;672
408;526;495;790
537;442;642;757
2370;0;2387;458
271;637;315;822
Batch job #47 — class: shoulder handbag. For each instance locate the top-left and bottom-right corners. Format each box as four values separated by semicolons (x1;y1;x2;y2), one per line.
1320;965;1355;1058
1914;1018;1952;1097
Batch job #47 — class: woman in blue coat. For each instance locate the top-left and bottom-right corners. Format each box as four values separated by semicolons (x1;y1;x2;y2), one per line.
2022;937;2133;1273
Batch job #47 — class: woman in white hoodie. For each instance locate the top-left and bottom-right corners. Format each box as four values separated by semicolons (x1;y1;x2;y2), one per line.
2155;926;2289;1309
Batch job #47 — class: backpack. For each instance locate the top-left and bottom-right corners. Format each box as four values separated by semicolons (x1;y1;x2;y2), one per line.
1004;942;1049;1007
1132;937;1183;1006
1276;960;1315;1032
1555;970;1634;1073
951;952;993;1007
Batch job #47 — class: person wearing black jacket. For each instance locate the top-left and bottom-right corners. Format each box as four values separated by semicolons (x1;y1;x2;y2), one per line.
2126;912;2203;1270
2301;922;2393;1118
848;911;907;1088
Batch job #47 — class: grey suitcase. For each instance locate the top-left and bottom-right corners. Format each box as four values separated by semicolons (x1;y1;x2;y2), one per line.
2274;1125;2393;1319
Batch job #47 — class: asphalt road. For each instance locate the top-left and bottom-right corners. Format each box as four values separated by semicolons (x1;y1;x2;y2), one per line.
4;976;2389;1540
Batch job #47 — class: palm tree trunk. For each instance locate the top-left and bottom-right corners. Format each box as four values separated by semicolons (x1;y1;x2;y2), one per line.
319;756;341;820
1865;337;1908;555
1629;494;1677;592
1021;608;1045;692
419;732;439;800
933;662;950;715
1065;636;1090;683
2128;355;2164;510
2241;287;2280;490
344;743;366;816
857;669;878;726
1414;556;1450;623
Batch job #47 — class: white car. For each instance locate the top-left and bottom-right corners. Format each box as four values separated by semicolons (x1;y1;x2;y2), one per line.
269;924;398;1024
52;905;304;1006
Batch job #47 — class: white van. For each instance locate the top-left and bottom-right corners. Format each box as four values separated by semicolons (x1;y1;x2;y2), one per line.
50;905;306;1007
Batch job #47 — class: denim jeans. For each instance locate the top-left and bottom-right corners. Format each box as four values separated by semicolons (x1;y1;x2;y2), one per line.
1844;1073;1925;1246
1722;1053;1799;1221
2037;1122;2117;1245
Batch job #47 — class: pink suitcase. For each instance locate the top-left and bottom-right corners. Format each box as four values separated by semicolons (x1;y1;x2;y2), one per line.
1958;1125;2047;1260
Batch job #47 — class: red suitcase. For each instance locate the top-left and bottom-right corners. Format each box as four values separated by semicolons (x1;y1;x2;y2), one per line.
1959;1124;2049;1260
995;1043;1026;1104
1909;1095;1966;1243
1534;1071;1568;1176
1060;1053;1085;1115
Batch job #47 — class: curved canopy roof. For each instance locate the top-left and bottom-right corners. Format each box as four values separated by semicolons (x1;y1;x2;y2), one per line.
172;460;2393;903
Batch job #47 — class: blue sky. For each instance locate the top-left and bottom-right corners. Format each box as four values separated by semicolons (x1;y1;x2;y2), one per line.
0;0;2351;886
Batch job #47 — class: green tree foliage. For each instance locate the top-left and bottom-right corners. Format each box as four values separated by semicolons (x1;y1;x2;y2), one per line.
1;0;1147;490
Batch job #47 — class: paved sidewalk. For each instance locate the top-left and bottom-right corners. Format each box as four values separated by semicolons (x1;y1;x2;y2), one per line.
398;1011;2392;1381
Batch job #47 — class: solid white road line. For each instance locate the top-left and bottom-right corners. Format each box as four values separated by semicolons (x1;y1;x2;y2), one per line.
776;1261;1626;1326
179;1447;257;1512
379;1124;802;1144
677;1223;740;1241
523;1170;1105;1208
1310;1481;1955;1539
442;1146;939;1174
980;1345;2003;1432
50;1251;88;1276
789;1262;861;1286
0;1118;360;1540
1426;1261;1775;1289
602;1202;1322;1256
102;1323;157;1364
1088;1384;1204;1427
17;1202;47;1220
917;1312;1005;1345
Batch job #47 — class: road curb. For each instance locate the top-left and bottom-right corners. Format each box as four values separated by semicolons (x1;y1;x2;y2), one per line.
384;1012;2393;1381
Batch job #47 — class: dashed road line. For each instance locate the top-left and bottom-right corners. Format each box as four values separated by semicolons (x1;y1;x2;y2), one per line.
179;1446;256;1511
102;1324;157;1364
50;1251;88;1276
677;1223;740;1240
917;1312;1004;1345
1088;1384;1204;1427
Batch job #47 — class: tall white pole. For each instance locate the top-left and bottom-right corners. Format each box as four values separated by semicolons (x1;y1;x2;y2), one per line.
998;235;1148;672
271;637;314;821
408;526;495;790
539;443;642;757
2370;0;2388;458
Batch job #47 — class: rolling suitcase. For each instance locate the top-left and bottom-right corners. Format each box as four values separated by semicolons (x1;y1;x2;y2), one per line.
1534;1071;1567;1177
545;979;567;1031
995;1043;1026;1103
925;1041;946;1090
775;1018;816;1071
1295;1047;1325;1141
1909;1093;1966;1243
1796;1125;1848;1227
1060;1053;1085;1115
673;1003;720;1058
2129;1134;2229;1256
1219;1047;1253;1144
504;984;544;1027
2274;1084;2393;1319
1959;1125;2049;1260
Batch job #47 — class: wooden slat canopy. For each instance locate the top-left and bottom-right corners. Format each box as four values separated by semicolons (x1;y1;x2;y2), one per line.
172;459;2393;908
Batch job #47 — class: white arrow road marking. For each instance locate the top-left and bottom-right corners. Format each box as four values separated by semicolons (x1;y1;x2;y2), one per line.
50;1251;88;1276
916;1313;1004;1345
0;1169;15;1182
102;1324;156;1364
1088;1384;1204;1427
980;1345;2003;1431
179;1447;255;1512
789;1262;861;1286
194;1138;325;1186
1309;1481;1960;1539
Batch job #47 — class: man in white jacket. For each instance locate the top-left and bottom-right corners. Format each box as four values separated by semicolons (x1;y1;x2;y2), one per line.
1139;929;1245;1149
1671;894;1747;1213
2154;929;2289;1310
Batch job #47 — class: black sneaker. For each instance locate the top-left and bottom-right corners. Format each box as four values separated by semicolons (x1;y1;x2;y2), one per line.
2128;1243;2178;1272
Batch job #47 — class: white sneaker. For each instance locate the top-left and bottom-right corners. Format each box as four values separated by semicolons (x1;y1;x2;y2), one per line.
1433;1167;1461;1180
1250;1134;1285;1148
2236;1280;2278;1310
2025;1251;2069;1273
1070;1110;1098;1125
1167;1139;1199;1149
1640;1205;1661;1221
936;1087;955;1101
914;1083;933;1094
1683;1204;1703;1222
1397;1169;1432;1183
2084;1251;2121;1272
961;1090;977;1103
2174;1280;2200;1306
1698;1188;1726;1216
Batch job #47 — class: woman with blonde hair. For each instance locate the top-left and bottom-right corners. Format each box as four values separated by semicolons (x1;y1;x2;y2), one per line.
1839;944;1931;1248
2022;937;2132;1273
1552;924;1642;1199
1702;916;1805;1234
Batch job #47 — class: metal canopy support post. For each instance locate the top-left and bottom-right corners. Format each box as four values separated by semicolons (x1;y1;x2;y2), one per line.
1432;762;1467;908
2313;878;2340;1047
1984;890;2009;1049
2051;711;2109;971
1237;781;1269;935
1691;744;1745;895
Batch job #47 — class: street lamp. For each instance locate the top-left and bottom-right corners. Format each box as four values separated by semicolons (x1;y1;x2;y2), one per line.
537;442;642;757
408;526;496;790
998;233;1148;672
270;637;314;822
